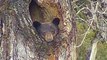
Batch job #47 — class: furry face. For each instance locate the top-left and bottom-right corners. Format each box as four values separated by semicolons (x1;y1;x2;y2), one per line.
33;18;60;42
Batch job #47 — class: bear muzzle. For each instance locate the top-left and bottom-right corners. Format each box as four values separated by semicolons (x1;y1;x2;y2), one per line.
45;32;54;42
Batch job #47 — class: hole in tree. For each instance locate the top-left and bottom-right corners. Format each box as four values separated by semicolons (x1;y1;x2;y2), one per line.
29;0;43;22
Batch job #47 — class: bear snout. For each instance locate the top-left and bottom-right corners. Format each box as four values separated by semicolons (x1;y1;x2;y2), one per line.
45;32;53;42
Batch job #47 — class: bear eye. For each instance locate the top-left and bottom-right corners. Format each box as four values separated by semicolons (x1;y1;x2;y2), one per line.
50;27;57;35
51;30;56;35
51;31;54;34
42;31;46;34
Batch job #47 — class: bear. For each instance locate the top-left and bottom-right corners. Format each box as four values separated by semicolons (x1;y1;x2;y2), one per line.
33;18;60;42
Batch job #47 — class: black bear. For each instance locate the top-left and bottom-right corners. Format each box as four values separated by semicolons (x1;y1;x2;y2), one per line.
33;18;60;42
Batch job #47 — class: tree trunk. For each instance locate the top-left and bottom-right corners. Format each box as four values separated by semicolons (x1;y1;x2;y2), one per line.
0;0;77;60
0;0;40;60
1;0;107;60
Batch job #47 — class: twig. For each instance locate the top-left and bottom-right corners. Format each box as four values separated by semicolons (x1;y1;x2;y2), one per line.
75;19;93;48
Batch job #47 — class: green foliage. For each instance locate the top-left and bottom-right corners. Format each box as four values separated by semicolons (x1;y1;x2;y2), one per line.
77;20;107;60
77;20;96;60
76;0;107;60
96;43;107;60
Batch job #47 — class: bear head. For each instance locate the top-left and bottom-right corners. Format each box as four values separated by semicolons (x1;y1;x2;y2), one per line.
33;18;60;42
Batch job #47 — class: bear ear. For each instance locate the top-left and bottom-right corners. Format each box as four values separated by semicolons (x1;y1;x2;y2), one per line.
52;18;60;26
33;21;41;29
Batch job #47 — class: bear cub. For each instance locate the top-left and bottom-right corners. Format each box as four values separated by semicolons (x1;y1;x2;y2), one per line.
33;18;60;42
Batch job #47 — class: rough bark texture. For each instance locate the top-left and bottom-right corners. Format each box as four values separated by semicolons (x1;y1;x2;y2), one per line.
0;0;39;60
1;0;107;60
0;0;77;60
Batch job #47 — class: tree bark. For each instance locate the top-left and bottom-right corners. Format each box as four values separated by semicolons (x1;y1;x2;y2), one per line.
0;0;77;60
1;0;107;60
0;0;40;60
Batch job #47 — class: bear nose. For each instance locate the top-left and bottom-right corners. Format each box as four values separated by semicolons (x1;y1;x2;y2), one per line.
45;32;53;42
